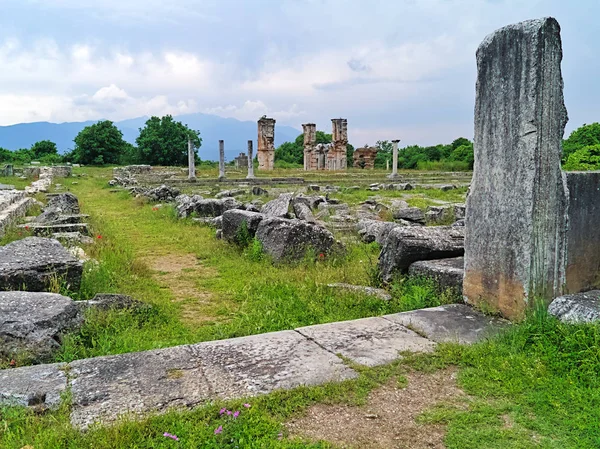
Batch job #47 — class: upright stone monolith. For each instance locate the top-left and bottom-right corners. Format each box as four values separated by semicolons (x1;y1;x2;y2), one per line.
463;18;568;320
246;140;255;179
187;139;196;180
388;139;400;179
218;140;226;180
257;117;276;171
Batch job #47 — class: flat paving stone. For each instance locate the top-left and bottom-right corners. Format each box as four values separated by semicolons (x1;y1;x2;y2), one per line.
0;363;67;409
296;317;435;367
189;330;357;398
69;345;212;429
384;304;509;344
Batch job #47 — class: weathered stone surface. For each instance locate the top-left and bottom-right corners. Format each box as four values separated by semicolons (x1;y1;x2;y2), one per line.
0;363;67;409
221;209;265;243
385;304;509;344
78;293;150;312
0;292;82;361
144;184;180;202
453;204;466;220
327;283;392;301
392;183;413;191
261;193;292;218
425;206;453;225
293;195;325;210
20;222;90;236
464;18;568;320
548;291;600;323
52;232;94;246
564;172;600;293
37;192;80;221
215;189;246;199
256;217;338;262
252;186;268;196
379;226;464;282
356;219;402;245
392;207;425;224
297;317;434;367
0;237;83;291
293;201;316;222
409;257;464;293
175;195;241;218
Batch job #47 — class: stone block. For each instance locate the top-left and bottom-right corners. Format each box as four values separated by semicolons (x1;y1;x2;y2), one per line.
221;209;265;243
409;257;464;293
548;290;600;323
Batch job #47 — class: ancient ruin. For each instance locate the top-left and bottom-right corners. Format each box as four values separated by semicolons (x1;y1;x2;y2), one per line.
246;140;255;179
187;138;196;181
388;139;401;179
218;140;226;179
302;119;348;171
353;145;378;169
234;152;248;169
302;123;317;170
257;117;276;171
330;118;348;171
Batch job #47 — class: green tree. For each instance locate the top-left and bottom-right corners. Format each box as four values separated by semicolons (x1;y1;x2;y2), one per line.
73;120;129;165
563;123;600;161
450;143;475;169
346;143;355;168
275;131;332;166
30;140;58;159
563;144;600;171
136;115;201;166
374;140;393;168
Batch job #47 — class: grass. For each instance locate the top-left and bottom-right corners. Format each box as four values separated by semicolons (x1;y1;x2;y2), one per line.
0;175;30;190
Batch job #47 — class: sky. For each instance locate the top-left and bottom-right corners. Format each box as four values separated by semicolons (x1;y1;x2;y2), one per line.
0;0;598;146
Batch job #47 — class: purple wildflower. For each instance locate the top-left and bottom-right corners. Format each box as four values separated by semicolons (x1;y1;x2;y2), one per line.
214;425;223;435
226;410;232;416
233;410;240;418
163;432;179;441
243;403;251;408
219;408;226;415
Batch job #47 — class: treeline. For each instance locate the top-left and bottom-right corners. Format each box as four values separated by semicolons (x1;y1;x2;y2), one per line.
0;115;204;167
562;123;600;170
274;132;355;168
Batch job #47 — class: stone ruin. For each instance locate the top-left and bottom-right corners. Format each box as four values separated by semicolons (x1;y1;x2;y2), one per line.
353;145;378;169
257;117;276;171
234;152;249;169
302;119;348;171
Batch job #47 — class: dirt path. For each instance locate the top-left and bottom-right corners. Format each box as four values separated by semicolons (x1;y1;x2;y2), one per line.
287;368;466;449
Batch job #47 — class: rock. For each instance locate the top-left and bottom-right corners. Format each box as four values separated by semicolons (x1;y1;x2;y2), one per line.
144;184;180;202
293;202;316;222
368;187;380;191
221;210;265;243
379;226;465;282
409;257;464;293
454;204;466;220
175;194;203;217
192;216;222;227
244;203;261;213
293;195;325;210
175;195;241;218
356;219;402;245
215;189;246;199
369;183;379;188
390;199;410;210
0;363;67;409
464;18;569;320
327;283;392;301
78;293;151;313
0;237;83;291
256;217;340;262
440;185;455;191
307;185;320;192
52;232;95;246
34;193;80;223
393;207;426;224
548;291;600;323
261;193;293;218
392;183;413;191
425;206;453;224
251;186;269;196
452;219;465;227
0;291;82;362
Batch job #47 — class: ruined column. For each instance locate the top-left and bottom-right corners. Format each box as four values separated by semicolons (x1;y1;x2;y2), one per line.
463;18;568;320
257;117;276;171
218;140;226;179
302;123;316;171
388;139;400;179
187;138;196;181
246;140;255;179
331;118;348;170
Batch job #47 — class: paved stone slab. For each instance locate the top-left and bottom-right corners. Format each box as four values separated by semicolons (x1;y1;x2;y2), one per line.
548;290;600;323
385;304;509;344
189;330;357;398
69;345;212;429
296;317;434;367
0;363;67;409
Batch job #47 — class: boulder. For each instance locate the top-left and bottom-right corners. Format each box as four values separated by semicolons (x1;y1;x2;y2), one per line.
0;291;82;362
215;189;246;199
408;257;464;293
221;210;265;243
261;193;293;218
356;219;402;245
0;237;83;291
548;291;600;323
252;186;269;196
144;185;180;202
454;204;466;220
307;185;320;192
393;207;426;224
175;195;241;218
293;195;325;210
392;183;413;191
34;193;80;223
425;206;453;224
256;217;339;262
379;226;465;282
293;202;316;222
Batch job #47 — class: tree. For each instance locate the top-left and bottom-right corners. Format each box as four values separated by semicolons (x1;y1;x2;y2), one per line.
563;144;600;171
30;140;58;159
73;120;129;165
374;140;393;168
136;115;201;166
450;144;475;169
563;123;600;161
346;143;355;168
275;131;333;166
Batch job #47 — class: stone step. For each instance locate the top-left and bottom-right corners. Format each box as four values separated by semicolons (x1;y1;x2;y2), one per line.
0;304;504;429
19;223;89;236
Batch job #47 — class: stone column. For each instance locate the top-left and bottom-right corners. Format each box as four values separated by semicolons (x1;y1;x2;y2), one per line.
463;18;568;320
388;139;400;179
302;123;316;171
218;140;226;179
257;117;276;171
187;138;196;181
246;140;255;179
331;118;348;170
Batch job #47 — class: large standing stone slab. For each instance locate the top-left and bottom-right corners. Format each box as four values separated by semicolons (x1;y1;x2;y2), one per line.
69;345;213;429
296;317;434;367
379;226;464;282
0;363;67;409
385;304;509;344
189;330;357;398
261;193;293;218
0;291;82;362
548;290;600;323
0;237;83;291
464;18;569;320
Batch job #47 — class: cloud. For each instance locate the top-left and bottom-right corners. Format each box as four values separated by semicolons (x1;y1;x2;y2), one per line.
204;101;304;122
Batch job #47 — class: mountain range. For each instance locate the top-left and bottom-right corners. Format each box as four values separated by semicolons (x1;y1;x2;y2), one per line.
0;113;301;161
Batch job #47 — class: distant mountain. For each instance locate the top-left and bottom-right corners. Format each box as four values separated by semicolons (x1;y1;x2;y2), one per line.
0;114;301;161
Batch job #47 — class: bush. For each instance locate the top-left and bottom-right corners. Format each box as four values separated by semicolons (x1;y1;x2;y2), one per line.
563;144;600;171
